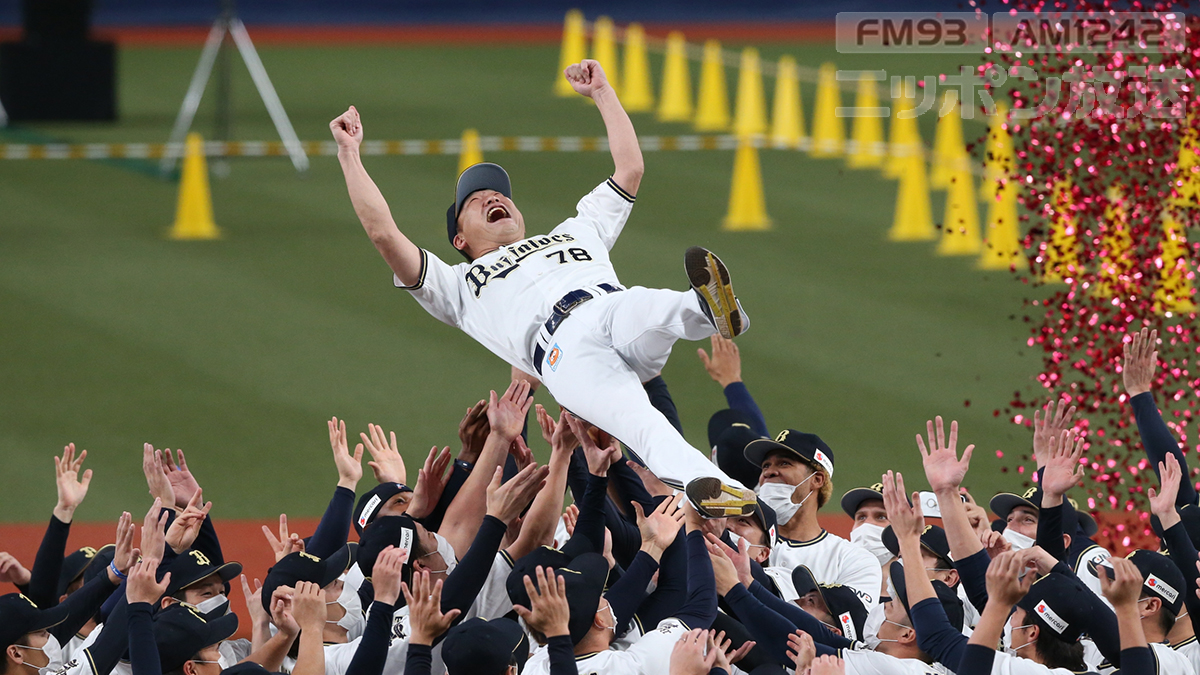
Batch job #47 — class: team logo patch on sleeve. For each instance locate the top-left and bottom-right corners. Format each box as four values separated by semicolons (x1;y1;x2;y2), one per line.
547;344;563;372
1034;600;1069;634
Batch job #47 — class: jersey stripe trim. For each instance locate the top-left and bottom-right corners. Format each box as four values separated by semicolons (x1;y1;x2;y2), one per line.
777;530;829;548
1173;636;1198;649
394;249;430;290
606;177;636;203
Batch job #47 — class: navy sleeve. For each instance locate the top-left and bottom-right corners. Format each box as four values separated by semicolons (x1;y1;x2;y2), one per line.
1115;646;1155;674
603;551;659;635
306;486;355;559
709;670;729;675
746;581;852;649
51;570;118;643
910;597;968;671
955;644;995;675
345;600;395;675
561;473;608;559
439;515;506;620
723;584;804;664
1133;392;1198;506
27;515;71;608
126;602;161;675
632;528;686;630
723;382;769;438
674;531;717;630
83;597;130;675
605;501;644;570
1162;520;1200;636
608;458;656;520
952;549;990;613
404;643;432;675
1036;501;1066;561
643;375;684;436
547;635;578;675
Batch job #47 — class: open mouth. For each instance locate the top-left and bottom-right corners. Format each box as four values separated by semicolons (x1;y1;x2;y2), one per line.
486;205;510;223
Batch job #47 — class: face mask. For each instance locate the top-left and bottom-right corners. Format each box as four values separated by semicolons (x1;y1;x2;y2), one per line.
195;594;230;618
1002;528;1036;551
328;574;366;636
433;533;459;575
15;636;61;675
850;523;892;566
598;603;617;635
875;619;911;645
1004;623;1035;657
862;602;886;649
758;476;813;526
727;531;770;559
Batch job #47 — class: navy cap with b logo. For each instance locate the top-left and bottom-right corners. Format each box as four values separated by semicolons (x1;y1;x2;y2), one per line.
260;547;352;613
743;428;835;477
442;617;529;675
164;549;242;598
0;593;70;649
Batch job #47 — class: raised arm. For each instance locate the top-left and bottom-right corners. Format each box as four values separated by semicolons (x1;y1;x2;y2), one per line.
564;60;644;195
331;106;425;286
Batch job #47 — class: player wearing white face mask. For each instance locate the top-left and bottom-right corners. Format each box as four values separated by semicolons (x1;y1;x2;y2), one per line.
0;596;71;675
744;430;881;612
842;485;891;567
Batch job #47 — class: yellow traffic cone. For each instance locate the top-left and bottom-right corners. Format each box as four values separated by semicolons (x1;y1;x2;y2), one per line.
885;91;920;179
1042;180;1079;283
937;161;982;255
732;47;767;138
888;155;935;241
978;175;1024;270
458;129;483;175
591;16;620;96
846;72;884;168
622;23;654;112
810;63;843;158
980;103;1010;200
694;40;729;132
1171;115;1200;207
1093;187;1134;297
769;55;804;149
555;10;587;97
1155;209;1197;314
723;137;771;231
657;31;693;122
169;133;219;240
930;91;966;189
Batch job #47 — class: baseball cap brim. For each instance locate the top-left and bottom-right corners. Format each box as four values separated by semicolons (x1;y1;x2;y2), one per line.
840;487;883;518
989;493;1038;521
743;439;807;470
180;561;243;592
448;163;512;245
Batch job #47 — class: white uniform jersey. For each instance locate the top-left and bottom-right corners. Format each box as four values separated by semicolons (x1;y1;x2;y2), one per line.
990;650;1097;674
399;179;635;374
1088;641;1196;675
462;552;516;621
1175;637;1200;675
1072;545;1114;610
219;638;253;668
770;530;883;611
523;617;689;675
841;648;952;675
59;632;89;665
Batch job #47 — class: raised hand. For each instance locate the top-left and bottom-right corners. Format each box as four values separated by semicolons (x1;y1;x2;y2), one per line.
291;581;327;632
327;417;365;489
458;399;490;465
1122;327;1158;397
564;59;611;99
697;334;743;388
165;489;212;554
1100;557;1145;610
509;435;534;471
140;498;170;562
408;446;452;520
402;571;460;646
240;574;269;630
565;413;622;477
513;566;570;638
360;423;403;485
917;416;974;494
539;405;580;458
372;545;408;606
561;504;579;537
160;449;201;510
705;533;753;588
980;529;1012;559
270;587;300;638
704;539;741;595
262;514;304;562
486;380;533;442
786;630;816;673
485;463;550;525
961;489;991;536
110;512;138;584
809;654;847;675
126;557;168;605
985;550;1035;607
0;553;31;587
142;443;174;508
632;495;685;557
54;443;92;522
669;629;717;675
709;630;754;670
882;470;923;542
329;106;363;151
1041;430;1085;500
1149;453;1184;529
1033;397;1077;468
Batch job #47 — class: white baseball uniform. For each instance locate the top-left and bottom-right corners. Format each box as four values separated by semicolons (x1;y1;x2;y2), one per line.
989;650;1098;674
1072;544;1114;610
398;178;739;489
1087;640;1197;675
522;617;689;675
1175;637;1200;675
841;648;953;675
770;530;883;612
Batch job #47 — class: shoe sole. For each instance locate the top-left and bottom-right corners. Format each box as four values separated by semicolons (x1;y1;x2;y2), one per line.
685;477;757;519
685;247;744;339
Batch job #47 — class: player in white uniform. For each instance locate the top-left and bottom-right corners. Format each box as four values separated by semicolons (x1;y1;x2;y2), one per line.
331;58;756;519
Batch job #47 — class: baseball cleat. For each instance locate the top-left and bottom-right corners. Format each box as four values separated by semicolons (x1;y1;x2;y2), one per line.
685;477;757;519
685;246;749;339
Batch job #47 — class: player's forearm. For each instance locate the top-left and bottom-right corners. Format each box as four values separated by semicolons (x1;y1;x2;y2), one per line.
337;149;423;285
935;488;983;561
899;536;937;605
506;445;569;560
439;431;511;557
592;85;643;195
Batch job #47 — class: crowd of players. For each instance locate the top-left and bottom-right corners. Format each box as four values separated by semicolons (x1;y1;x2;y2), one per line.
3;327;1199;675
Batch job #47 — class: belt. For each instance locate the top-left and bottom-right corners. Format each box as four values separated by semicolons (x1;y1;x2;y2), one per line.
532;283;622;375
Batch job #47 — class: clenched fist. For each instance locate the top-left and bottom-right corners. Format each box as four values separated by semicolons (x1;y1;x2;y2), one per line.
564;59;610;99
330;106;364;151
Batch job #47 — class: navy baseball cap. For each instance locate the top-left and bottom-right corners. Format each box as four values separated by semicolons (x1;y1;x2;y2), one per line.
1067;497;1099;537
261;547;352;613
1127;549;1186;615
1016;572;1093;642
791;566;867;642
354;483;413;535
447;163;512;246
164;549;242;598
744;429;834;477
154;602;238;672
881;524;954;570
443;617;530;675
0;593;70;649
707;409;755;448
990;486;1080;535
888;561;965;632
514;553;607;644
357;515;420;576
506;546;573;611
840;484;884;519
713;424;767;490
58;545;114;597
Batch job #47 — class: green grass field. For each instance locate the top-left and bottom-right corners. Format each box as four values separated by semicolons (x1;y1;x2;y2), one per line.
0;41;1045;522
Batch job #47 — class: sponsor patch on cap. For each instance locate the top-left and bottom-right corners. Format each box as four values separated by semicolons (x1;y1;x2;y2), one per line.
838;611;857;641
358;494;382;529
1146;574;1179;604
1034;600;1069;634
812;449;834;476
397;526;415;560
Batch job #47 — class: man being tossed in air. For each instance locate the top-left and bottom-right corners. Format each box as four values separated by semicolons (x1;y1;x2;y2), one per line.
330;59;755;518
